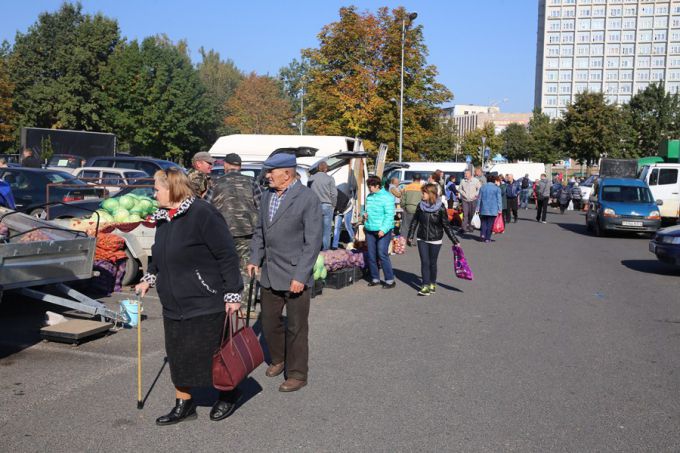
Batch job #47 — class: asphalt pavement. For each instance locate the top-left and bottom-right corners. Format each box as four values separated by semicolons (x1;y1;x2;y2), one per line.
1;207;679;452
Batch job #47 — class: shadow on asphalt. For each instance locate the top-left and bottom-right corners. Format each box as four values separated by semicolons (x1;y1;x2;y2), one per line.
393;268;462;293
554;220;651;240
0;296;56;360
191;376;263;410
621;259;680;276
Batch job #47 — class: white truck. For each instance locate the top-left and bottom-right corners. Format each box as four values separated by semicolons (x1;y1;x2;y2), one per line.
639;163;680;220
484;162;547;182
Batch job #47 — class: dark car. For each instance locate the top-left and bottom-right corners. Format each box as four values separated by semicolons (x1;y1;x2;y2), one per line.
0;168;104;218
46;185;155;220
85;156;184;176
46;153;85;171
649;224;680;266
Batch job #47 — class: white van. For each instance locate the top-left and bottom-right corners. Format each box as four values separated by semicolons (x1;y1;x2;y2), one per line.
639;163;680;220
384;162;468;186
208;134;369;211
485;162;546;182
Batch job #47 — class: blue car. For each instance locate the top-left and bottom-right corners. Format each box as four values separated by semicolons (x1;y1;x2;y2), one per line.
649;224;680;266
585;178;662;236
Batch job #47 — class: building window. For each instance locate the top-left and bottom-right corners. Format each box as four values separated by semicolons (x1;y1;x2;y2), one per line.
578;19;591;30
622;31;635;42
560;70;573;81
653;57;666;67
549;8;561;17
546;84;558;93
671;30;680;41
550;0;561;5
607;44;620;55
652;70;664;81
621;44;634;55
671;44;680;54
670;70;680;80
577;32;590;43
607;95;618;104
673;18;680;28
641;5;654;15
638;30;652;42
638;44;652;55
560;57;573;68
550;21;561;32
607;70;618;80
546;71;558;81
590;57;603;68
562;33;575;43
590;71;603;81
670;57;680;67
546;96;558;106
591;32;604;42
561;46;574;56
563;20;575;31
580;7;591;17
637;70;650;81
575;83;588;93
608;18;622;29
622;19;636;29
588;83;602;91
654;31;668;42
653;44;666;55
592;18;605;29
607;57;620;68
620;83;632;94
593;7;605;16
576;70;589;80
549;33;560;44
638;56;651;67
577;45;589;56
564;8;576;17
608;31;621;42
606;83;618;94
620;57;634;68
656;5;669;15
560;84;572;94
576;57;589;68
548;46;560;56
639;17;653;29
547;58;559;69
591;44;604;56
609;7;622;16
655;17;668;29
620;70;633;80
623;6;636;16
559;96;571;106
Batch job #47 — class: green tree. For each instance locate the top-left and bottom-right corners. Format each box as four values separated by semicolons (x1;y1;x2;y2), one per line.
303;6;452;160
555;92;631;165
9;2;120;131
625;81;680;155
500;123;532;161
196;48;243;137
420;119;458;161
224;73;295;134
460;122;501;166
100;35;215;160
527;109;560;164
278;57;310;133
0;53;15;148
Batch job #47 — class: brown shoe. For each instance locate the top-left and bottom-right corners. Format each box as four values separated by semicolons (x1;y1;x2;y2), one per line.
279;378;307;392
265;362;285;377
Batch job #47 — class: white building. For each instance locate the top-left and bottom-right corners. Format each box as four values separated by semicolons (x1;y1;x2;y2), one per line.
535;0;680;118
442;105;532;138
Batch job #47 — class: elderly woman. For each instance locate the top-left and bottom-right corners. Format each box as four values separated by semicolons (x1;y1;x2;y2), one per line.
476;174;503;243
364;175;396;288
135;168;243;426
407;183;459;296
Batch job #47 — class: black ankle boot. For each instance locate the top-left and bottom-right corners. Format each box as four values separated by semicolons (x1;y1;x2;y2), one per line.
210;390;240;421
156;398;197;426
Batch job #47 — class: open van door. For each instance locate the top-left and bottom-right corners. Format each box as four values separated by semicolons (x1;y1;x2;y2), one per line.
270;147;319;158
645;164;680;219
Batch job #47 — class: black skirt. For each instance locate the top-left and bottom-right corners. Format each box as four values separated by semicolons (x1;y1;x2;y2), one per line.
163;311;226;388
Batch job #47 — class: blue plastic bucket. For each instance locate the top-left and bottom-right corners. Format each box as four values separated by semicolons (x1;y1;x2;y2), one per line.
120;299;140;327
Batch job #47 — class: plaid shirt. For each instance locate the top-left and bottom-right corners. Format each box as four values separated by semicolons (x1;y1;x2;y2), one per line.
268;180;297;222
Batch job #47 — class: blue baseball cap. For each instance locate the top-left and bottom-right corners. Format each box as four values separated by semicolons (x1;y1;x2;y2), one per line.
263;153;297;169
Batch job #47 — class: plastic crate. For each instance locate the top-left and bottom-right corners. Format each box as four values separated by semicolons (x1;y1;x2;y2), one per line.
325;267;356;289
352;266;365;283
311;279;324;298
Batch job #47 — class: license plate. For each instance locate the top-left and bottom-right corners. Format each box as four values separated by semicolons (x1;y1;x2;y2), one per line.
649;242;656;253
622;221;643;227
84;195;98;200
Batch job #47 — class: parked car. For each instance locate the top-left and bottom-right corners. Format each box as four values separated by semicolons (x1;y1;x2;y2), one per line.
585;178;662;236
85;156;183;176
0;168;104;218
46;154;86;173
649;224;680;266
45;185;154;220
73;167;149;194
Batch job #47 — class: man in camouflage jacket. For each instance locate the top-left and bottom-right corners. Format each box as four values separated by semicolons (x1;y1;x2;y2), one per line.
187;151;215;200
212;153;262;316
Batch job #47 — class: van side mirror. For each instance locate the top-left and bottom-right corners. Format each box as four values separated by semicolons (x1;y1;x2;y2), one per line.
656;199;663;206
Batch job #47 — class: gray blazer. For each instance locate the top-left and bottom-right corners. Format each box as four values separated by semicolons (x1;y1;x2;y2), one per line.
249;182;323;291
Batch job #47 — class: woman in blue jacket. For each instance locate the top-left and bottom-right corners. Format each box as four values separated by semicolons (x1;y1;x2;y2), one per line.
363;176;396;288
476;174;503;243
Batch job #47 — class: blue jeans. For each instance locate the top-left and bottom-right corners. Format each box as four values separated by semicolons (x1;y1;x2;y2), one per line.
480;215;495;241
321;203;333;251
520;189;530;209
366;230;394;283
332;208;355;249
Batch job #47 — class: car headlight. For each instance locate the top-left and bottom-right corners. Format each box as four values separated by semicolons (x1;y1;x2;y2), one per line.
647;210;660;220
671;237;680;245
603;208;616;217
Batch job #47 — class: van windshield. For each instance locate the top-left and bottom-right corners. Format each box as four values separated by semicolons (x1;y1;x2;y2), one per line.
601;185;653;203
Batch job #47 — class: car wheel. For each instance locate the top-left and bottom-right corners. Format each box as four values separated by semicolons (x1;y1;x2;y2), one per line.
585;216;593;232
594;219;605;237
30;208;47;220
121;248;141;287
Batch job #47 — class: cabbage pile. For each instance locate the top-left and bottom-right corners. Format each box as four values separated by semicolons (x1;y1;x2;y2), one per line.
97;194;158;224
312;254;327;281
319;249;364;271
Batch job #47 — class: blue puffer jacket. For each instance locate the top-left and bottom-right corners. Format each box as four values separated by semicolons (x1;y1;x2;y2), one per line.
476;183;503;216
365;189;395;233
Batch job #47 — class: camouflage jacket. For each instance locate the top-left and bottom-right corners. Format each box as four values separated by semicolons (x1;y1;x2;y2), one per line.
211;171;261;238
187;168;212;200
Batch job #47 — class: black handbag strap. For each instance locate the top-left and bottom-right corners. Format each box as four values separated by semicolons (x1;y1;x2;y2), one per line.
246;275;256;327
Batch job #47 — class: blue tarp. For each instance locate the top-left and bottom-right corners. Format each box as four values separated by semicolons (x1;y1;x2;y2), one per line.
0;180;16;209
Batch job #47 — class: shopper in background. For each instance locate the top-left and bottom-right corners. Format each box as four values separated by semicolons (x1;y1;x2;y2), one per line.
307;161;337;251
363;176;396;289
135;168;243;425
332;187;354;249
476;174;503;243
407;183;459;296
459;170;482;233
401;174;423;238
536;173;551;223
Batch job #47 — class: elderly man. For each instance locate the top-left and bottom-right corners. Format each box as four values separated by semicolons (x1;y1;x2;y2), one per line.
307;161;336;250
211;153;262;318
21;148;41;168
459;170;482;233
247;153;322;393
187;151;215;199
504;174;521;223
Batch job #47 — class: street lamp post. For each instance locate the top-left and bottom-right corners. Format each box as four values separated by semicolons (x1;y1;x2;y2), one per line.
399;11;417;163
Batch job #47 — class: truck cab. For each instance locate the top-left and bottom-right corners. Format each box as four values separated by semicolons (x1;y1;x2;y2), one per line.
586;178;662;236
639;163;680;221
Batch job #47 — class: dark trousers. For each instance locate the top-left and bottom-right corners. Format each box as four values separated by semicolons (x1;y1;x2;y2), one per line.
536;197;549;221
462;200;476;231
506;197;518;222
260;286;310;381
417;241;442;285
480;215;495;241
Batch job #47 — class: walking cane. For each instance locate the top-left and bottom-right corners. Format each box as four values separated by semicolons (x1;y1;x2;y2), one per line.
246;276;256;328
135;291;144;410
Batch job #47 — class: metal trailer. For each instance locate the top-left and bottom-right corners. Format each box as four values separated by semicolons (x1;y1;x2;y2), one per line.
0;207;129;323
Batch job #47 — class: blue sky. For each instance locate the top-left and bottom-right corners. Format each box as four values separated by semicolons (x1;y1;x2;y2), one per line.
1;1;539;113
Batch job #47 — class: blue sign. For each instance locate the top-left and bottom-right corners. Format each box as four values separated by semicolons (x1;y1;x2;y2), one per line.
484;147;490;158
465;155;472;163
564;159;571;169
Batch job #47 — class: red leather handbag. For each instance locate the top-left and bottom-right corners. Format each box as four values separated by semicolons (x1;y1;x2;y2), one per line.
212;278;264;391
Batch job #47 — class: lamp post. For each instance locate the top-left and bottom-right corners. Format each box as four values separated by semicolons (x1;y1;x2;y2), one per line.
399;11;417;163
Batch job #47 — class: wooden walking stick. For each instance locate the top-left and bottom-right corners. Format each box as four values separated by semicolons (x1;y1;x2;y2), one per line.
136;292;143;409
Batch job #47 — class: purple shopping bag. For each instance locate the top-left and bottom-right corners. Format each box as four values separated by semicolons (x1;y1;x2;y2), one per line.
452;244;473;281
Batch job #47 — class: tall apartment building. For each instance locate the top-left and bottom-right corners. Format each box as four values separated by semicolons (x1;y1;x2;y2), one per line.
535;0;680;118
